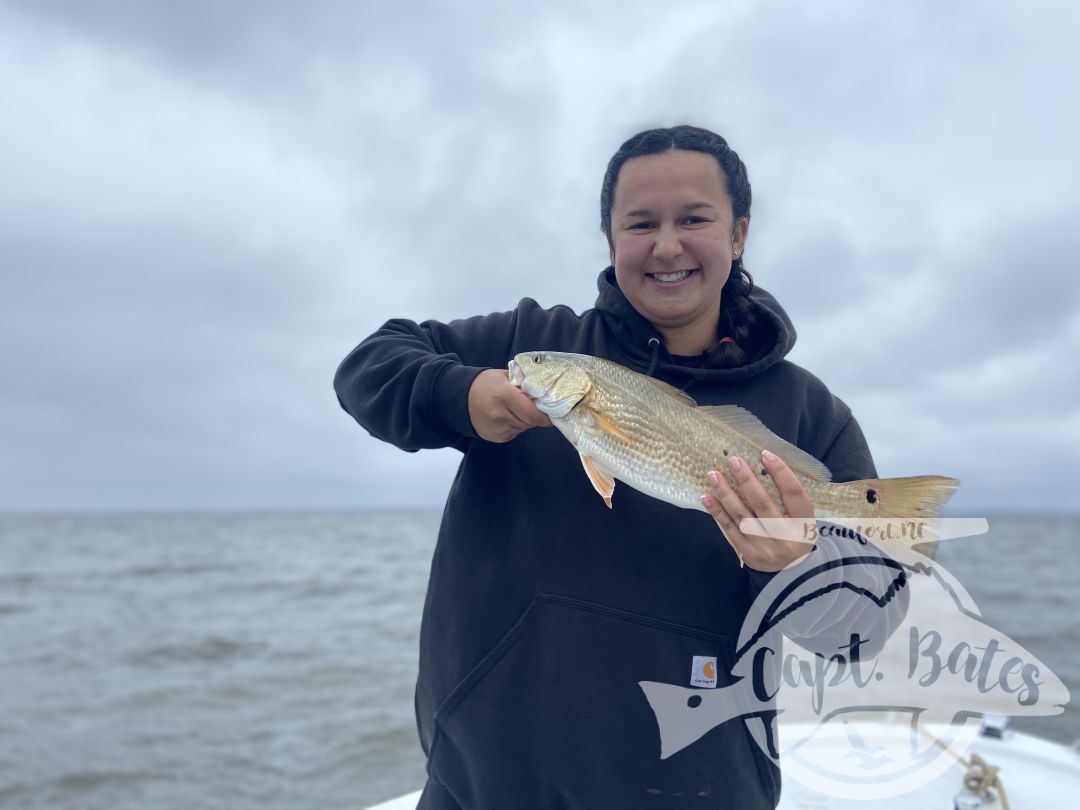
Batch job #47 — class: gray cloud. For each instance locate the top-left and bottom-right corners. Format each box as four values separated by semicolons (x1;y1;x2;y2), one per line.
1;1;1077;512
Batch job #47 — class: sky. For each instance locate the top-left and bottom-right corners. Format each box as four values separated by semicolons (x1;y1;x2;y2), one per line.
1;0;1078;513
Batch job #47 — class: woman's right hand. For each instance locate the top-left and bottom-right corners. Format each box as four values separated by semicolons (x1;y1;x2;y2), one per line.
467;369;552;443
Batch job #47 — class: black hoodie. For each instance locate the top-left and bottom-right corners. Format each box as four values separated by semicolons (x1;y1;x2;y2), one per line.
335;270;879;809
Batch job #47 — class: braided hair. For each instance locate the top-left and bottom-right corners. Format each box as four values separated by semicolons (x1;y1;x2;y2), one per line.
600;125;762;368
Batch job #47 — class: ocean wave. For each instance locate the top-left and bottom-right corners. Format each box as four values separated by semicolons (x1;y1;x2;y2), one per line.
121;562;232;578
122;636;267;666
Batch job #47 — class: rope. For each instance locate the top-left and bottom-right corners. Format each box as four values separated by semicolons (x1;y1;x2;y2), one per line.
919;727;1009;810
962;753;1009;809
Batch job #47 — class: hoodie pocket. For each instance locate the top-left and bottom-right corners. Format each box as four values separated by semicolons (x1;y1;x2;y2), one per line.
427;593;778;810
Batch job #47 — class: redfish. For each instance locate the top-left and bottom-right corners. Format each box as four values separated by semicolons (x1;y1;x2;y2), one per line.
508;351;957;531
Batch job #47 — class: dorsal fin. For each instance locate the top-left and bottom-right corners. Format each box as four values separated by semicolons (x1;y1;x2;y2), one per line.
697;405;833;482
590;356;698;407
641;375;697;407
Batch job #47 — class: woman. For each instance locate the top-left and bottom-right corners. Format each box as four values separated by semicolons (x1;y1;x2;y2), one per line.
336;126;881;809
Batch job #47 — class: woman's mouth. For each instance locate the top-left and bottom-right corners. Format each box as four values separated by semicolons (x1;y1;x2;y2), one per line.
646;269;698;283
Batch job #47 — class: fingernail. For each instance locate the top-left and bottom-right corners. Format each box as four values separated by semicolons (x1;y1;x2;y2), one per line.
730;457;744;472
762;449;777;463
700;494;711;508
707;470;720;486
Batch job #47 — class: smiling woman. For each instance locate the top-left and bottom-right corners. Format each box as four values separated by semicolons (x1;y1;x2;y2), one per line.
600;126;759;367
608;148;747;356
333;125;893;810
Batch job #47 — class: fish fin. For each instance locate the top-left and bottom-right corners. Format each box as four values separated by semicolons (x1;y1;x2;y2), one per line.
697;405;833;482
587;408;633;444
589;355;696;405
852;476;960;522
641;375;698;407
579;453;615;508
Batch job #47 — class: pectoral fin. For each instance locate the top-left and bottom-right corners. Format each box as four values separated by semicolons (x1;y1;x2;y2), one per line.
587;408;633;444
579;452;615;508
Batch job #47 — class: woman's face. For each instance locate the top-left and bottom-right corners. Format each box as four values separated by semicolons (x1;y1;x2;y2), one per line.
609;149;748;355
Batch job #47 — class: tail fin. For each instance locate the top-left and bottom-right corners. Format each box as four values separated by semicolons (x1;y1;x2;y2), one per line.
858;475;959;519
848;475;959;560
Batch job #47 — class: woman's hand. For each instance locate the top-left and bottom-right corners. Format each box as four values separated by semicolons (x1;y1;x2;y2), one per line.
700;449;815;572
468;369;552;443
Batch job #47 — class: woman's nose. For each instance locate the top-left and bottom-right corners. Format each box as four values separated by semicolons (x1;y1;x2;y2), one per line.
652;224;683;259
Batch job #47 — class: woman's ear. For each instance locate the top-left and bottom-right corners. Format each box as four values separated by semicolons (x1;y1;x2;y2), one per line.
732;218;750;257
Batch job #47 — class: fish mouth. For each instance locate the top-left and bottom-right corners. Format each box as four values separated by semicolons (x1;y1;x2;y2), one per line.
508;359;525;387
646;268;699;284
507;358;563;402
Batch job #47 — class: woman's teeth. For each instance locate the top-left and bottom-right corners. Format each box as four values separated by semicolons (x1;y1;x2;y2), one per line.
649;269;694;282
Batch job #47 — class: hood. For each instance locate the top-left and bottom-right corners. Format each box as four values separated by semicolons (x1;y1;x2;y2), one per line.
594;267;796;384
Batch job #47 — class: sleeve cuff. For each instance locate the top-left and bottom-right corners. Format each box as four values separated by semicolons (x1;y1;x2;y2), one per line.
431;362;489;441
745;565;778;598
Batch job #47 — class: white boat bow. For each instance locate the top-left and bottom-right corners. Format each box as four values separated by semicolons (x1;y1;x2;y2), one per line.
364;717;1080;809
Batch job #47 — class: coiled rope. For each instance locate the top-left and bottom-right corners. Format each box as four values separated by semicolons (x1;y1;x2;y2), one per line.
922;729;1009;810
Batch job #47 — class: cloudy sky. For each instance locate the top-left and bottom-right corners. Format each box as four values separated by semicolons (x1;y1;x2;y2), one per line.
2;0;1077;513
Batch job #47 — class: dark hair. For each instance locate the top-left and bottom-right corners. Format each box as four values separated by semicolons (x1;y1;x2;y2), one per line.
600;125;760;368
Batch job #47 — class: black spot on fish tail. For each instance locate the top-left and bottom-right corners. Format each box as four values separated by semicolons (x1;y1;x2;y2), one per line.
866;488;878;504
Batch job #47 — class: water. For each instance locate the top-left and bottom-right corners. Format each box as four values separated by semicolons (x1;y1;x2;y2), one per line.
1;513;1077;808
0;512;435;809
933;515;1080;744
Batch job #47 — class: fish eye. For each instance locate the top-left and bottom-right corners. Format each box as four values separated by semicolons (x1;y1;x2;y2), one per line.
531;354;543;364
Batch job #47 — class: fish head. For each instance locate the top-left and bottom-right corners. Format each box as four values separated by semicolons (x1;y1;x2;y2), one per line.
509;352;592;419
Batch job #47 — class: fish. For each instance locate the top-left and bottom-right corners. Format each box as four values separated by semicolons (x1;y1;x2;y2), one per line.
507;351;958;553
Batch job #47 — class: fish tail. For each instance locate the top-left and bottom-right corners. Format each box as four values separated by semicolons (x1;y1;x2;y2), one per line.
858;475;959;519
638;680;759;760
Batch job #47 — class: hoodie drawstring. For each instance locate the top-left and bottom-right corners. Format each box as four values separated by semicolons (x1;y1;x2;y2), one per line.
645;337;661;377
644;337;696;394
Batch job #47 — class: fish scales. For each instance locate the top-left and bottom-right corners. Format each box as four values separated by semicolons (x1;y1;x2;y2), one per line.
508;351;958;523
567;359;782;511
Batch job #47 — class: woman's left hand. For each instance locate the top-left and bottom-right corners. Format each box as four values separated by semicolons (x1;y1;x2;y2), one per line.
700;449;815;572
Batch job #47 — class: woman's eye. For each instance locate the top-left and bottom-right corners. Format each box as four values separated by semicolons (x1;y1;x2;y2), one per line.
628;222;654;230
683;216;707;225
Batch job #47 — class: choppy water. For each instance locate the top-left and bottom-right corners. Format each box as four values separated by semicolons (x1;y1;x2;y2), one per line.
0;512;1077;808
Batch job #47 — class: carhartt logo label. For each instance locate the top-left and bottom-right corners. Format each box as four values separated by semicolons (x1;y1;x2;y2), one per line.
690;656;718;688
